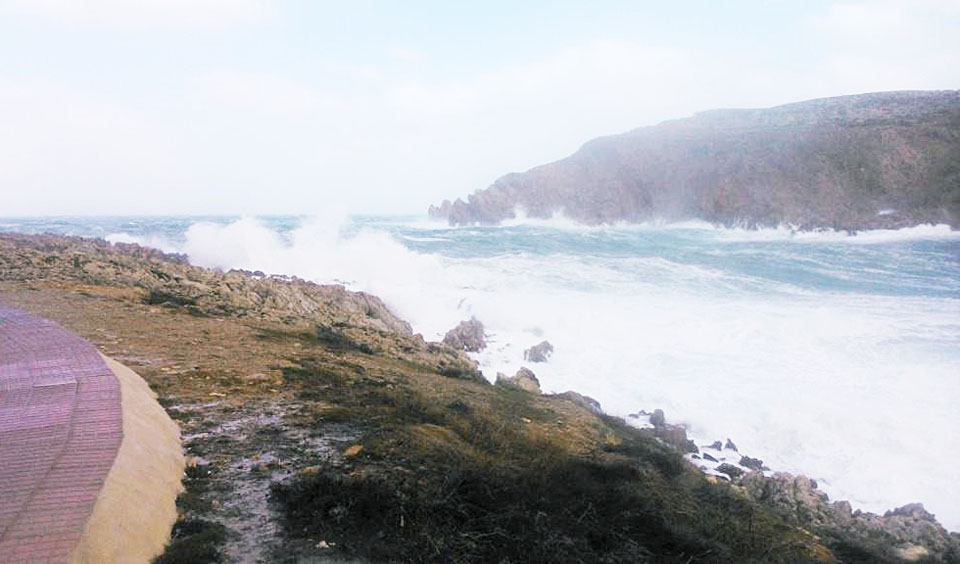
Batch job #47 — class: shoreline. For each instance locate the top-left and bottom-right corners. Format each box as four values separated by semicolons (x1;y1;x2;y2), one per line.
2;231;958;562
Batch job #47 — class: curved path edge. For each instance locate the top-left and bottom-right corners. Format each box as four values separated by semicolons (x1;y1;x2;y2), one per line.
68;356;185;564
0;305;183;563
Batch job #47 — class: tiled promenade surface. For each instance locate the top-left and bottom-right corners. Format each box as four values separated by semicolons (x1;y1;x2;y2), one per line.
0;305;122;563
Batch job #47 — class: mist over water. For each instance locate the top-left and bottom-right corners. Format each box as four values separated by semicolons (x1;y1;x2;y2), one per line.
5;214;959;530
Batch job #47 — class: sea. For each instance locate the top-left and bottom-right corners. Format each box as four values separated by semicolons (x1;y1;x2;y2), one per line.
3;213;959;531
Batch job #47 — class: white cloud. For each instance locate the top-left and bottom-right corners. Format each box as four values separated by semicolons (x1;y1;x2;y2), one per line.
3;3;958;216
0;0;272;30
0;80;193;215
808;0;960;94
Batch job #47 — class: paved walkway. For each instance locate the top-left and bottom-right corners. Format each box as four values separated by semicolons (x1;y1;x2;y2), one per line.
0;305;123;563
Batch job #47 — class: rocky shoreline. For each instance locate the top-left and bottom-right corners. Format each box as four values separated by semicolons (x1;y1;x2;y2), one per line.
437;312;959;562
430;90;960;231
2;232;958;563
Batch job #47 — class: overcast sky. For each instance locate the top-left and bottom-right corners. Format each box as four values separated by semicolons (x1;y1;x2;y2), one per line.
1;0;958;217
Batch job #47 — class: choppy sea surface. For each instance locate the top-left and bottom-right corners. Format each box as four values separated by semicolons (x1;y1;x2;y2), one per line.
3;213;959;530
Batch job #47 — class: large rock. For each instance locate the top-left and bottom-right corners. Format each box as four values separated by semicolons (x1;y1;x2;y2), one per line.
442;317;486;352
430;91;960;230
495;367;541;394
740;472;960;562
646;409;697;453
523;340;554;362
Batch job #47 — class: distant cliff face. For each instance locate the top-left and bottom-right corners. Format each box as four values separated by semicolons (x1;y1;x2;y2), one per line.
430;91;960;229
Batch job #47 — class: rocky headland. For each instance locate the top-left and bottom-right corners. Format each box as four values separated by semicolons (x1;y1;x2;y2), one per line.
430;90;960;230
2;232;958;563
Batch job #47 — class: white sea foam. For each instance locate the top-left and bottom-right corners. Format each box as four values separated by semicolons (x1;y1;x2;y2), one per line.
135;214;959;532
710;222;960;244
105;232;179;253
463;208;960;242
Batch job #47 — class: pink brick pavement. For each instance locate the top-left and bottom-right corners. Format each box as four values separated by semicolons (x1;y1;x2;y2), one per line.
0;305;123;563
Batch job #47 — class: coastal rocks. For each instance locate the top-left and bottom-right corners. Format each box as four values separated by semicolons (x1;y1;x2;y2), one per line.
647;409;698;454
523;340;553;362
716;463;744;479
442;317;486;352
0;234;500;387
649;409;666;427
739;472;960;562
0;233;414;336
495;367;541;394
741;472;831;525
430;90;960;230
739;455;765;471
553;391;603;415
878;504;956;559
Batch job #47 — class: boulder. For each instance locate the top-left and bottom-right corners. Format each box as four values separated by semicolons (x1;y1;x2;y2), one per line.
495;367;541;394
739;455;765;471
442;317;486;352
741;472;832;525
716;463;744;479
645;410;697;453
523;340;554;362
649;409;666;427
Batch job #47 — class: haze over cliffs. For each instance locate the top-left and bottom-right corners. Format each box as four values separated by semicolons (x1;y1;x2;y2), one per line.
430;91;960;229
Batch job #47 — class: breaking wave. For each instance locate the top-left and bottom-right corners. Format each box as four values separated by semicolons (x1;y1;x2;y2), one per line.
9;213;959;531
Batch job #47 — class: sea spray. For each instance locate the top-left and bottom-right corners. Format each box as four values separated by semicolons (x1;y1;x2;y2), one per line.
7;213;959;531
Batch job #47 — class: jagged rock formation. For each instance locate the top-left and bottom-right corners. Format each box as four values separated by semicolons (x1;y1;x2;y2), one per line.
431;90;960;230
495;367;541;394
740;473;960;563
441;317;486;352
523;340;554;362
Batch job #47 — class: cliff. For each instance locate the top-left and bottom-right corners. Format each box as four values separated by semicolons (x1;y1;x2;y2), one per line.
430;91;960;229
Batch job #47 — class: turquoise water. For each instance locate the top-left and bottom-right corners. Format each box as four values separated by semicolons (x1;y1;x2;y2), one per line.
3;214;959;530
7;215;957;298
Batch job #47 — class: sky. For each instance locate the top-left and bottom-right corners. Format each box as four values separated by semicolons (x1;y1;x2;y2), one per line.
1;0;958;217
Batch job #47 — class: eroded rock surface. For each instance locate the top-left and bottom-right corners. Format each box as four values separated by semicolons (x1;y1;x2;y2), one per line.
740;472;960;563
442;317;486;352
523;340;554;362
495;367;541;394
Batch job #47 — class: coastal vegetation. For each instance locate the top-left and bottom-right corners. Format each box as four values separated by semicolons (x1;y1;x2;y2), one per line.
1;233;957;563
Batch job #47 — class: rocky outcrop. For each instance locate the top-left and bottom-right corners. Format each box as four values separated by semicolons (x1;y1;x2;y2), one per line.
0;233;485;382
495;367;541;394
0;233;411;335
740;472;960;563
442;317;486;352
523;340;554;362
431;90;960;230
647;409;698;454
